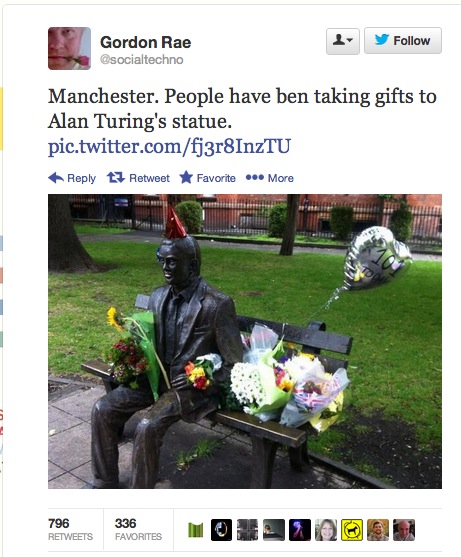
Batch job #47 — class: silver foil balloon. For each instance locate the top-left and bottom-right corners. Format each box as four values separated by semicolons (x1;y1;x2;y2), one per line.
343;226;412;291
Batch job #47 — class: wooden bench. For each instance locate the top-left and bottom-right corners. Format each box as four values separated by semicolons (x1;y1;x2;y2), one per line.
82;294;353;489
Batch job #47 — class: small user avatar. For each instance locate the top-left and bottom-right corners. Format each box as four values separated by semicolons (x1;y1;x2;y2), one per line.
236;519;258;541
367;519;389;541
393;519;415;541
48;27;91;70
289;519;311;541
263;519;285;541
211;519;232;541
187;522;203;538
315;519;337;541
341;519;362;541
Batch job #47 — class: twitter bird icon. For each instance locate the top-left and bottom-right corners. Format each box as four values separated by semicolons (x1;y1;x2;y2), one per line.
375;33;389;45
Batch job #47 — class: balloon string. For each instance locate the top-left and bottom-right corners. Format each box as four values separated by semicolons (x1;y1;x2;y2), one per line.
306;286;347;321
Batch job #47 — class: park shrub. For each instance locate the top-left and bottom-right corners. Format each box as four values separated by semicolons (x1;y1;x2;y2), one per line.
268;203;287;238
390;205;413;242
175;201;203;234
330;206;354;241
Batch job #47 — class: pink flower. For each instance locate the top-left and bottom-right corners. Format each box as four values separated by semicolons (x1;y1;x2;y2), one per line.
65;55;90;67
77;55;90;66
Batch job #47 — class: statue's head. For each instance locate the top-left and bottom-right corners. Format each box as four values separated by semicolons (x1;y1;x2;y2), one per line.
157;206;201;291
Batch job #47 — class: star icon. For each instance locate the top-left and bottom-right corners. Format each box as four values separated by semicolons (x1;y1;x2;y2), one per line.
180;170;193;184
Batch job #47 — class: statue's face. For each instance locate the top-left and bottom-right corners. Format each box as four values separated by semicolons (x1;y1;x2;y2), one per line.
157;241;194;291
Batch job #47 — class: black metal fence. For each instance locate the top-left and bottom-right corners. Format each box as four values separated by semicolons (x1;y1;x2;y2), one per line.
70;195;442;247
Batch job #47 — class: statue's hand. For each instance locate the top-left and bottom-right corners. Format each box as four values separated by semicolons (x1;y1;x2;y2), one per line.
171;374;190;391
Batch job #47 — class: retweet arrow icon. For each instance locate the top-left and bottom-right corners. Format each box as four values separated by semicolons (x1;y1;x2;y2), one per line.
48;172;64;183
107;171;125;183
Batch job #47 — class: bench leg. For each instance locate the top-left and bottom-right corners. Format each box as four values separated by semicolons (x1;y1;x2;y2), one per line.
289;443;309;471
250;436;278;488
102;378;117;394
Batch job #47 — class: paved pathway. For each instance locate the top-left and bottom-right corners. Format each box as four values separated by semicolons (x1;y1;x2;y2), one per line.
49;380;386;490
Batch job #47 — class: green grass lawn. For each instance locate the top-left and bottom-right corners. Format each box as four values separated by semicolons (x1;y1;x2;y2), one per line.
74;224;132;235
48;241;442;467
196;232;346;246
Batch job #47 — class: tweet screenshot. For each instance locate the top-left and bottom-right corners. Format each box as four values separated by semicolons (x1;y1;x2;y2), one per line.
1;1;453;556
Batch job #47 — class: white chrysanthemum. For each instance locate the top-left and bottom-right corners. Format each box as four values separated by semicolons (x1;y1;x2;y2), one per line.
230;362;264;405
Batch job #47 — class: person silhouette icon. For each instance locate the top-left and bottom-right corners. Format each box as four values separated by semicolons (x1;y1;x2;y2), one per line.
333;33;345;45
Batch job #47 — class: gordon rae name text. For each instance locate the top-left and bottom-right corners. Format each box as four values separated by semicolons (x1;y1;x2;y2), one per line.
100;36;191;49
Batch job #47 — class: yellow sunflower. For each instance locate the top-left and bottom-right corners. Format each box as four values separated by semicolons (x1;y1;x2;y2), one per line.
107;307;123;332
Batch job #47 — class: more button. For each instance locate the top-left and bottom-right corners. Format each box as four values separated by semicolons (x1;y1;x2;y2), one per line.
365;27;441;54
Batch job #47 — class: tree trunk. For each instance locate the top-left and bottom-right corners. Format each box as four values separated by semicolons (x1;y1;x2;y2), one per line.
48;195;101;273
377;196;385;226
279;194;300;256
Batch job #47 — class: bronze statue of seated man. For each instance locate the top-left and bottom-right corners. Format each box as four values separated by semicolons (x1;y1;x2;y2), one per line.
88;210;242;489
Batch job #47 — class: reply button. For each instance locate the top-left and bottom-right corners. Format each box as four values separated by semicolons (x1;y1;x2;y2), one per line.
365;28;441;54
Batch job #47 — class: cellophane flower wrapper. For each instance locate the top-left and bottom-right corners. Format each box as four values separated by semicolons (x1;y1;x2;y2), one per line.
279;364;349;428
309;391;344;432
127;312;160;400
242;323;279;364
195;353;222;372
234;325;293;421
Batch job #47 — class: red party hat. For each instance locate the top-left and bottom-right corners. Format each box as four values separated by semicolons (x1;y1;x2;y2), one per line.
164;205;188;239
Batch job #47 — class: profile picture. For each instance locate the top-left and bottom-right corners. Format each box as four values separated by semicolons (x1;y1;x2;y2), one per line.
393;519;415;541
367;519;390;541
262;519;285;541
289;519;311;541
315;518;337;541
236;519;258;541
48;27;91;70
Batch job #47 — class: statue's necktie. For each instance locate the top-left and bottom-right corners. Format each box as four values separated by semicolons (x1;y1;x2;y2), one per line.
164;294;182;366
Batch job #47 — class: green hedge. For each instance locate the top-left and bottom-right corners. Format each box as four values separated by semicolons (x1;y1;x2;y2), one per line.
175;201;202;234
390;206;413;242
330;206;353;241
268;203;287;237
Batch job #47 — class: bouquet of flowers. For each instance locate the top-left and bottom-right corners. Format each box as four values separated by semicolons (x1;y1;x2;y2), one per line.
308;389;346;433
185;354;222;390
106;307;161;399
279;357;350;429
229;361;265;413
229;324;350;431
106;337;150;389
230;324;294;421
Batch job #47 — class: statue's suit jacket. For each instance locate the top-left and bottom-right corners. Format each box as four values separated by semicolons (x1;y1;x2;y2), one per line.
148;277;243;422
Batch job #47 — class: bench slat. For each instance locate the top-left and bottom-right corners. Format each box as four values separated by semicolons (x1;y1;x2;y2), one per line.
134;296;352;356
81;358;113;378
238;315;352;355
135;294;150;310
211;410;307;447
81;359;117;393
